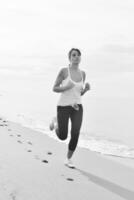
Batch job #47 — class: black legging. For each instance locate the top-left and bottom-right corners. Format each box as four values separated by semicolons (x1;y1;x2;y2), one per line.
57;104;83;151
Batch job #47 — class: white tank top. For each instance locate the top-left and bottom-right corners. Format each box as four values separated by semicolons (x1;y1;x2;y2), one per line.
57;67;84;106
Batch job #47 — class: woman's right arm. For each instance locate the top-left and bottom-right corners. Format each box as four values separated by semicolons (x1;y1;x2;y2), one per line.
53;68;74;93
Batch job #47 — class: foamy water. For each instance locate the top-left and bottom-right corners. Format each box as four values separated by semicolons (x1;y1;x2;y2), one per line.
0;66;134;159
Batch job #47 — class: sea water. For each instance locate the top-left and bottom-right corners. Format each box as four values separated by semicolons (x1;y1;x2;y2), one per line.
0;64;134;159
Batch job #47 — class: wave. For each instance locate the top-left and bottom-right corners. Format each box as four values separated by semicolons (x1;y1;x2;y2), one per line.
14;113;134;159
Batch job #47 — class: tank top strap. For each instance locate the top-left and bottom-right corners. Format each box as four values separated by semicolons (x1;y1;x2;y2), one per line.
79;70;83;83
68;66;71;79
68;66;72;81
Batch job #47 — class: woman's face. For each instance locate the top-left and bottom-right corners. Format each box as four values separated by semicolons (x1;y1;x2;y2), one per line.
69;50;81;64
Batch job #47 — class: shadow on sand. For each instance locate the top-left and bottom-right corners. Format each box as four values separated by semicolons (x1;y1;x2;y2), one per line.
76;168;134;200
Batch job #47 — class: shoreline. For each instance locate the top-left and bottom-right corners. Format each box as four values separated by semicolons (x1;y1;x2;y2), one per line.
9;116;134;162
0;117;134;199
2;115;134;168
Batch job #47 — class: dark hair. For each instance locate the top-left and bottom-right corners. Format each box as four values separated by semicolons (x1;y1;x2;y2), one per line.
68;48;81;60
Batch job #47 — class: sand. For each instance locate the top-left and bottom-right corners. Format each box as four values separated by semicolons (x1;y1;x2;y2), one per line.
0;117;134;200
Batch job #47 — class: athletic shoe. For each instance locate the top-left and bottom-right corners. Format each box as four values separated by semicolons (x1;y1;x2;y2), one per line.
49;117;57;131
64;158;75;169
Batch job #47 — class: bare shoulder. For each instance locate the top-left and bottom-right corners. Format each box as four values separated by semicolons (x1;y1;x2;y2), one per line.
59;67;68;80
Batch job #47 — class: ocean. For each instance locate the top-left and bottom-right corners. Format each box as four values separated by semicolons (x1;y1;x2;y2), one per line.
0;62;134;159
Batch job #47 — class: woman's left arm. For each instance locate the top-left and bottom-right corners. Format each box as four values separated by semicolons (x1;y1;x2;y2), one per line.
81;71;90;96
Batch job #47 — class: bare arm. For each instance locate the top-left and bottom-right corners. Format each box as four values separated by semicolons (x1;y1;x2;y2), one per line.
81;71;90;96
53;68;74;93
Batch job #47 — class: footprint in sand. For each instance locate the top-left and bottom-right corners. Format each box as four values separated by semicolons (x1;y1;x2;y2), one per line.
10;192;17;200
17;134;21;137
39;151;53;164
27;150;32;152
42;159;49;164
17;140;22;144
34;156;49;164
66;178;74;181
27;141;32;145
3;120;8;123
0;124;8;127
47;151;52;155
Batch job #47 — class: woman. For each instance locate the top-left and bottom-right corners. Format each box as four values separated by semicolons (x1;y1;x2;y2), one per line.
50;48;90;168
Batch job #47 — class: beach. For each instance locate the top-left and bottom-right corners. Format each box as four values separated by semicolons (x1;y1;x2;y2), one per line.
0;117;134;200
1;0;134;199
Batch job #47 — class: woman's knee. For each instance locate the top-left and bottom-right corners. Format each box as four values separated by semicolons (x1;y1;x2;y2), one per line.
59;134;67;140
58;130;68;140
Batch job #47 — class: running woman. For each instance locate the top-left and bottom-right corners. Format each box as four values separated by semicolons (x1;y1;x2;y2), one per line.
50;48;90;168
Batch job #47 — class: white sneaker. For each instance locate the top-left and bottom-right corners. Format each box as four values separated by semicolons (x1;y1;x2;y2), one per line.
64;158;75;169
49;117;57;131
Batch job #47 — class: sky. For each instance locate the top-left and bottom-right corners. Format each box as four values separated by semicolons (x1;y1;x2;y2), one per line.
0;0;134;71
